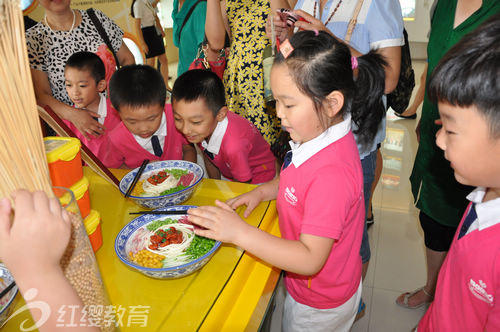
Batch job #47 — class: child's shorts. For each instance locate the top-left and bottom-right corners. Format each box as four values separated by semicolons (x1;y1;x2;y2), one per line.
282;281;362;332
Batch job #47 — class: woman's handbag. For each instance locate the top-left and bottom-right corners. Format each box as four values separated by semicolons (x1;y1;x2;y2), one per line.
188;40;228;80
87;8;120;84
387;29;415;114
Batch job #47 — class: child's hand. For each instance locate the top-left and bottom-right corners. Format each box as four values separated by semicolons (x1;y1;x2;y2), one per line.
0;190;71;278
187;200;250;244
226;189;264;218
70;108;104;139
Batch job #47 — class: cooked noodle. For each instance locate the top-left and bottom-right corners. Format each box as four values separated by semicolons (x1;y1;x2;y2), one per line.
146;223;195;267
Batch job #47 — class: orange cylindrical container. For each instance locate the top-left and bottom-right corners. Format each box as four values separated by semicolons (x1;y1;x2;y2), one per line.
45;137;82;188
70;176;91;219
84;210;103;252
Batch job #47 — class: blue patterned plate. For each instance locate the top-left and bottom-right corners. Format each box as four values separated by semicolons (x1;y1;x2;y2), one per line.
115;205;221;279
119;160;204;209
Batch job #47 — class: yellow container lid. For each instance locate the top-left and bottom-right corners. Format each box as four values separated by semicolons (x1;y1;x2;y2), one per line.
84;209;100;234
69;176;90;200
44;137;81;163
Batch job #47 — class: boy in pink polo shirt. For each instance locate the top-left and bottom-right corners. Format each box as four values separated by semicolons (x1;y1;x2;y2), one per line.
98;65;196;169
171;69;276;184
64;51;121;155
417;14;500;331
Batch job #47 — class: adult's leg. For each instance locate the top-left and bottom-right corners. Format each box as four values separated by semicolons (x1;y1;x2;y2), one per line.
396;247;446;307
157;53;171;90
366;148;383;223
360;150;377;280
396;211;455;308
146;56;155;67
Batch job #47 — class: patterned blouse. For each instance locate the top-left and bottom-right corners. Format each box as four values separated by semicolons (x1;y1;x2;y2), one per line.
26;9;123;105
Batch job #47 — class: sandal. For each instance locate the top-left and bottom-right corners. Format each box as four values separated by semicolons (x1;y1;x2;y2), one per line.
395;287;433;309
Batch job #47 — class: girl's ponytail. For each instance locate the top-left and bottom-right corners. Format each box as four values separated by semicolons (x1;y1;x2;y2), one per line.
351;52;387;148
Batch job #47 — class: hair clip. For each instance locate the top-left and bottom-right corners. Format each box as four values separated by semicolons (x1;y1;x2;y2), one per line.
351;56;358;70
313;29;319;36
280;39;294;59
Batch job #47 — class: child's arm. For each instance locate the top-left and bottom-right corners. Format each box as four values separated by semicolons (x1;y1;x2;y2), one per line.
226;176;279;217
31;69;104;139
0;190;99;332
203;153;222;180
188;199;334;275
182;143;197;163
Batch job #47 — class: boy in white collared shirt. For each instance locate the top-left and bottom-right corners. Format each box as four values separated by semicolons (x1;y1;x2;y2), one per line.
64;51;121;155
171;69;276;184
417;14;500;331
98;65;196;169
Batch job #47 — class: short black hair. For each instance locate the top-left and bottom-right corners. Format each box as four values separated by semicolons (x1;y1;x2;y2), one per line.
65;51;105;83
109;65;166;111
428;13;500;138
171;69;226;116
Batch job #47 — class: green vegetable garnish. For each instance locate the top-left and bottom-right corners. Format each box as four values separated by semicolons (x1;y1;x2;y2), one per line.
166;168;189;179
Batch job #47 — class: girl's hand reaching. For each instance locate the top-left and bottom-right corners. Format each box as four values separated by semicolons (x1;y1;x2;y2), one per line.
187;200;251;244
226;189;264;218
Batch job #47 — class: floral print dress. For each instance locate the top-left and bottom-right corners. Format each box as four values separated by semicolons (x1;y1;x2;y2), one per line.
224;0;280;145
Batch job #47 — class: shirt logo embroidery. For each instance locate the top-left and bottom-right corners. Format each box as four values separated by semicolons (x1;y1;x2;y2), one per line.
468;279;494;306
284;187;297;206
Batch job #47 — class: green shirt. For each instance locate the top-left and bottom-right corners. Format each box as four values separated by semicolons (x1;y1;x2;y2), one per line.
172;0;206;76
410;0;500;227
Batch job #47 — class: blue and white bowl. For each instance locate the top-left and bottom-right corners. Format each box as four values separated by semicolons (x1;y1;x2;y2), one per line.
115;206;221;279
119;160;204;209
0;265;18;327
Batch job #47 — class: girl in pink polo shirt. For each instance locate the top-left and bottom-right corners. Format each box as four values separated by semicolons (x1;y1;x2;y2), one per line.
188;31;387;331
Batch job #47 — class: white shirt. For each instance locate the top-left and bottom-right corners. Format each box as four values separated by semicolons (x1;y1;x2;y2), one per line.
133;0;157;28
96;93;107;125
465;187;500;235
289;113;351;168
132;112;166;155
201;116;228;155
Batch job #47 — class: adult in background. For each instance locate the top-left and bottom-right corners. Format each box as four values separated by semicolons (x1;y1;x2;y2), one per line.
131;0;171;90
172;0;207;76
205;0;289;145
26;0;135;139
396;0;500;309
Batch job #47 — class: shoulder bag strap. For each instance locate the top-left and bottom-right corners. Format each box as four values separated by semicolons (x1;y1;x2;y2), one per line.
179;0;207;38
345;0;364;44
87;8;121;68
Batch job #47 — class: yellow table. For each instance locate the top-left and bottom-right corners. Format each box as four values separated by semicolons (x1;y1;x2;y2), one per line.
2;168;280;331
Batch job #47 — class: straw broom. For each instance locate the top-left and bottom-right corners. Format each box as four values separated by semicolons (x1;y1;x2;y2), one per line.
0;3;114;330
0;0;53;198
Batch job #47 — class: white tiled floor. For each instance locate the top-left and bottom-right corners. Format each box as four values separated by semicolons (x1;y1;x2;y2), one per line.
350;60;429;332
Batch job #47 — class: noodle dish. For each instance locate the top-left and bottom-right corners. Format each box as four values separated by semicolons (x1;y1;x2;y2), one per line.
119;160;204;209
115;206;221;279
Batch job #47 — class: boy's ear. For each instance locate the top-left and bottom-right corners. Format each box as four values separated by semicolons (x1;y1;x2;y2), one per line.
325;91;344;118
97;79;107;93
215;106;228;122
